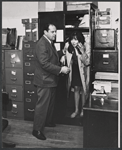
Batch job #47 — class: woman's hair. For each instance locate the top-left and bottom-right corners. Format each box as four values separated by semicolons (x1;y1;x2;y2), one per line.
69;31;85;45
67;31;85;54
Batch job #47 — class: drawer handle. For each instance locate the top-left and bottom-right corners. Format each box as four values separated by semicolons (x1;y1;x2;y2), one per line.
25;62;30;66
24;44;30;48
25;80;31;84
103;62;109;65
11;78;17;81
27;55;34;57
26;98;31;102
27;91;34;94
11;110;18;114
28;109;34;112
11;94;17;97
27;73;34;76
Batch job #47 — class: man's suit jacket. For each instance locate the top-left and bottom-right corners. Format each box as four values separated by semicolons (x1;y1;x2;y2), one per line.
33;36;61;87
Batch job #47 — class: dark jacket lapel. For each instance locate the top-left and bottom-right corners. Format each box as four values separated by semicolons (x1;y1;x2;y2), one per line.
42;36;59;60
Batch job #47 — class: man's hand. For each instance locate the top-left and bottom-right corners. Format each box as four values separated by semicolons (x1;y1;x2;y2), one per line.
60;55;66;65
60;66;70;74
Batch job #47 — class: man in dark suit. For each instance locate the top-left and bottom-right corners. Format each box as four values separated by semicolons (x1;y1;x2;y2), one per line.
32;23;70;140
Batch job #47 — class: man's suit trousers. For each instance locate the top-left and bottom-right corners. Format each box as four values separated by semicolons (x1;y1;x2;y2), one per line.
33;86;56;132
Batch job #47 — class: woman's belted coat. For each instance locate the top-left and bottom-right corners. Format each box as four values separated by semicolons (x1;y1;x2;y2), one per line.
66;43;90;98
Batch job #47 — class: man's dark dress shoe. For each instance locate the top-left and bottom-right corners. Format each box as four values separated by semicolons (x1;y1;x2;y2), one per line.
45;123;56;127
32;130;46;140
2;142;16;148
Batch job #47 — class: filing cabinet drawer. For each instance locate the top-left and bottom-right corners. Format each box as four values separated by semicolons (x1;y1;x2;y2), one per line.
23;48;36;60
24;84;37;98
7;101;24;119
6;85;23;101
24;103;36;121
24;87;37;98
24;97;37;121
2;64;5;90
23;41;37;49
2;61;4;70
24;61;36;80
6;68;23;85
2;50;4;61
24;79;34;86
5;50;23;68
94;29;116;50
93;51;118;72
24;95;37;103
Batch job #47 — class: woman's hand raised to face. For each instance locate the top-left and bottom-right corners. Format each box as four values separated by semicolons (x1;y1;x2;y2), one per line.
63;42;69;54
77;42;85;54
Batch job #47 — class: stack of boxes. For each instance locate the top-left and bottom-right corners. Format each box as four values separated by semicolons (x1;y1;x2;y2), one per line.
22;18;38;121
22;18;38;41
95;8;112;29
66;1;98;11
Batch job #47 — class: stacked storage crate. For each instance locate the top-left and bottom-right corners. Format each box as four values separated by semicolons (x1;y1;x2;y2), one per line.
22;18;38;121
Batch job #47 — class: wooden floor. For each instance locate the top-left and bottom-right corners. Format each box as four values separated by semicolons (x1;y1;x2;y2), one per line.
2;119;83;148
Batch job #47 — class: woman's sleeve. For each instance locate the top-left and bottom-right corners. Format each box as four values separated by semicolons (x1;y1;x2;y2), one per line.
80;43;91;66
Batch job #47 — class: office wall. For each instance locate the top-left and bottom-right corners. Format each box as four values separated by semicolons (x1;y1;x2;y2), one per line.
2;2;38;35
98;2;120;29
2;1;120;35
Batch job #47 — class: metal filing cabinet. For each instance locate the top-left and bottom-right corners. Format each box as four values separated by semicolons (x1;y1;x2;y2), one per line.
5;50;24;120
23;41;37;121
2;50;5;90
85;29;119;147
93;51;118;72
92;29;118;77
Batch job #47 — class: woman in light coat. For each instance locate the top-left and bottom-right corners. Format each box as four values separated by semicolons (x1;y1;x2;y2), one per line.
61;31;90;118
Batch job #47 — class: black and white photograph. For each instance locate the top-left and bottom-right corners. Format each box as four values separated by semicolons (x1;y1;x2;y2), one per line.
2;1;120;148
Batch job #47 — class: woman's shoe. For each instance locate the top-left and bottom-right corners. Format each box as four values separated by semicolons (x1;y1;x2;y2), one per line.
71;111;79;118
80;111;83;117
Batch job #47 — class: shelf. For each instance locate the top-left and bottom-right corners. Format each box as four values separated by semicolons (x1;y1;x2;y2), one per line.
65;27;89;32
65;10;89;14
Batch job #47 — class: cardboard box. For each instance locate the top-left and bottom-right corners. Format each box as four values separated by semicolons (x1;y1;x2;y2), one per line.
66;1;98;7
22;19;30;24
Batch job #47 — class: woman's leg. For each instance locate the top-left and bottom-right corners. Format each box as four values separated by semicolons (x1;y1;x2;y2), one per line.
80;92;85;117
71;86;81;118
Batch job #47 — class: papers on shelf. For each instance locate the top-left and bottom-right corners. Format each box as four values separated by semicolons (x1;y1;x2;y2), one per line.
91;90;107;97
65;25;75;28
92;80;111;93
